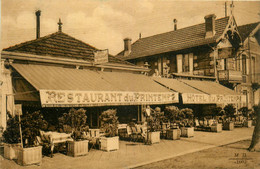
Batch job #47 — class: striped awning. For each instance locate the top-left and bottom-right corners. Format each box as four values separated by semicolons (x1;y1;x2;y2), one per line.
153;77;242;104
11;63;179;107
179;79;242;104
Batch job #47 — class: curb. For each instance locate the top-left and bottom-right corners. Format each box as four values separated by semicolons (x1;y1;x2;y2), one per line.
126;136;252;169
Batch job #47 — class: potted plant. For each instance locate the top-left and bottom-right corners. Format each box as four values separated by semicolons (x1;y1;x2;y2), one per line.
59;108;89;157
207;106;223;132
145;107;162;144
239;107;252;128
99;109;119;151
3;114;21;160
214;106;233;131
164;106;181;140
17;111;48;166
179;108;194;138
224;104;243;128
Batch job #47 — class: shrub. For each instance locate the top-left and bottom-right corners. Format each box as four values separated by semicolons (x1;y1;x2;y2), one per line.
224;104;236;118
238;107;249;117
58;108;88;141
3;116;20;144
211;107;224;117
180;108;194;127
164;106;179;123
99;109;119;137
22;111;48;147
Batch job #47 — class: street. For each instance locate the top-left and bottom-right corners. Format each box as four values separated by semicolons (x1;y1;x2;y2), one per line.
135;140;260;169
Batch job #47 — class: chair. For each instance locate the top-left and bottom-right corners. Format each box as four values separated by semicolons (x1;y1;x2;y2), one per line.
126;126;133;141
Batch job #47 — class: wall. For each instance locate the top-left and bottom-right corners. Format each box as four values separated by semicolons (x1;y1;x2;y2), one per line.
0;60;15;129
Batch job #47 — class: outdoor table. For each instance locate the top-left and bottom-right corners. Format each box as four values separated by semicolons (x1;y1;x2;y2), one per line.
40;130;73;157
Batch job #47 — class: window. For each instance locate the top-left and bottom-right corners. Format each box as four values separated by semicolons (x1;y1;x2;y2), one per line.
242;55;247;75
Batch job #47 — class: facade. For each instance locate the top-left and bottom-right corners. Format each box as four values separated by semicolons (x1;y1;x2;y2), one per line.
116;14;258;109
236;22;260;109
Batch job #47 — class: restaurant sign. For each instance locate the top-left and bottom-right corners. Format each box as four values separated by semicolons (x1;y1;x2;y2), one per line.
94;49;108;64
39;90;179;107
182;93;242;104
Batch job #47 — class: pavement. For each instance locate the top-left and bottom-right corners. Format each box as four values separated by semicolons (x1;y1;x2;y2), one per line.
0;127;254;169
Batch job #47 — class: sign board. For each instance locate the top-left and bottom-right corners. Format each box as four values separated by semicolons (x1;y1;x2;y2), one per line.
40;90;179;107
15;104;22;115
94;49;108;64
182;93;242;104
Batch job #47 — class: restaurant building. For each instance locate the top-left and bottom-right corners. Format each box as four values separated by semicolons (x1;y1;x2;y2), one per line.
0;11;179;129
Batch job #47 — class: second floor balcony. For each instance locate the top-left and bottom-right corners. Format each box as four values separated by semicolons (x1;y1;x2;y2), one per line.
218;70;242;82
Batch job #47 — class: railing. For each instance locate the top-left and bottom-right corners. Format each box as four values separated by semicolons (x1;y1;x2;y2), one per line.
218;70;242;82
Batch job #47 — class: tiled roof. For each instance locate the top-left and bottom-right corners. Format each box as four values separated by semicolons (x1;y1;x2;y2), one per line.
3;31;135;66
117;16;230;60
237;22;260;42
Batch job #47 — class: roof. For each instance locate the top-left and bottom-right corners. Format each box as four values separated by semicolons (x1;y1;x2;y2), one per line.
117;16;230;60
3;31;135;66
237;22;260;42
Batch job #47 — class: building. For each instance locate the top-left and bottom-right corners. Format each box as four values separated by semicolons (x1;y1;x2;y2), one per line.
237;22;260;108
0;11;179;129
116;14;255;109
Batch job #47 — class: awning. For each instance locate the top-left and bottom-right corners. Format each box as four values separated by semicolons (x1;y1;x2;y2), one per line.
180;79;242;104
153;77;210;104
153;77;243;104
11;64;178;107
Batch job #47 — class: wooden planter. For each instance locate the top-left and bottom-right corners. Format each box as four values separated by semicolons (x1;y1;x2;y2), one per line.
100;136;119;152
244;120;252;128
146;131;160;144
4;143;21;160
166;129;181;140
223;122;234;131
67;140;89;157
17;146;42;166
180;127;194;138
210;123;222;133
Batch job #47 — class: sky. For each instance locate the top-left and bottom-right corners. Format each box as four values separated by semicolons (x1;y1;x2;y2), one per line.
1;0;260;55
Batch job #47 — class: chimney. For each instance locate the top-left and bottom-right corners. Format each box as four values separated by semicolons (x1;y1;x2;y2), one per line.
173;19;177;31
35;10;41;39
204;14;216;38
123;38;131;56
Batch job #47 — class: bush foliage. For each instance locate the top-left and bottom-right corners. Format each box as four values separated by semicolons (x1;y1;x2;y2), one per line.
99;109;119;137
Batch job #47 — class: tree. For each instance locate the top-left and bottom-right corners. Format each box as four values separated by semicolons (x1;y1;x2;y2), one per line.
248;104;260;151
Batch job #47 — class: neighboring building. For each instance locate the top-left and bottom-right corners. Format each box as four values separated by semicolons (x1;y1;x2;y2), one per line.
117;14;241;79
117;14;258;108
236;22;260;108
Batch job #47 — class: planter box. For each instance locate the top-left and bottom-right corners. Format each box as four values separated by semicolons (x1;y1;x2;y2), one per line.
244;120;252;128
4;143;21;160
67;140;89;157
210;123;222;133
17;146;42;166
181;127;194;138
146;131;160;144
166;129;181;140
223;122;234;131
100;136;119;152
